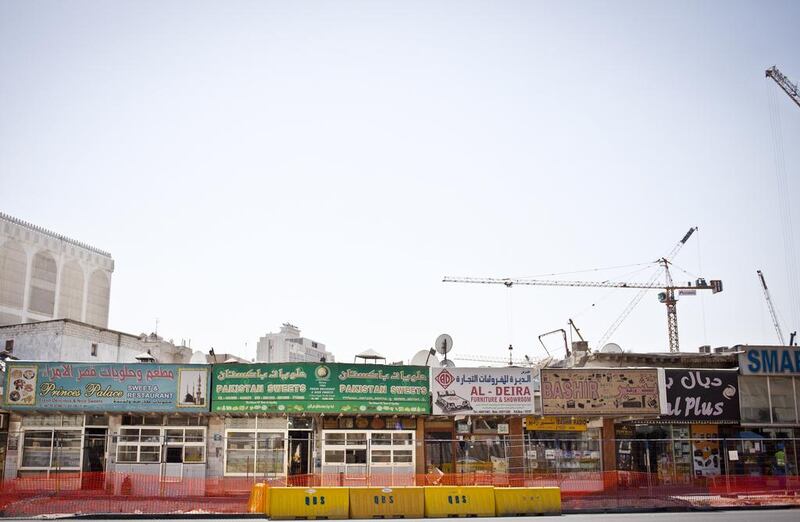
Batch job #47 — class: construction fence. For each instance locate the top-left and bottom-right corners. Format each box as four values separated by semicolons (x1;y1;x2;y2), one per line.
0;434;799;516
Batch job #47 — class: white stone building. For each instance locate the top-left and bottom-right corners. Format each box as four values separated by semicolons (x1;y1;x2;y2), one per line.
0;319;194;364
0;212;114;328
256;322;334;363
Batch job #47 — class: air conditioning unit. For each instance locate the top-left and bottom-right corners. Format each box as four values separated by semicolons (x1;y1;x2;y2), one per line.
698;345;711;354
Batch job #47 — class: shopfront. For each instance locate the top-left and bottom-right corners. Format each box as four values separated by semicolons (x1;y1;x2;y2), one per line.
0;411;7;482
523;417;601;474
427;367;535;478
211;362;429;481
319;415;417;484
736;345;800;475
616;368;748;483
2;361;210;486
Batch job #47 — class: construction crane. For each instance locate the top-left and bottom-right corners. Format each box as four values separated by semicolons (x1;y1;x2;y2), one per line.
766;66;800;109
757;270;797;346
757;270;786;345
443;228;723;353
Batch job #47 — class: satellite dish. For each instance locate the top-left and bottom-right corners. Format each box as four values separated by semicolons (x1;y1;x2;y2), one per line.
435;334;453;355
601;343;623;353
440;359;456;368
410;349;438;366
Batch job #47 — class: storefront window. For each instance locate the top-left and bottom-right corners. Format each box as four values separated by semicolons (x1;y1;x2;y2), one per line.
20;429;83;471
116;425;206;464
796;379;800;420
740;377;771;423
224;430;285;476
770;378;797;424
256;433;285;474
524;429;601;474
321;430;416;471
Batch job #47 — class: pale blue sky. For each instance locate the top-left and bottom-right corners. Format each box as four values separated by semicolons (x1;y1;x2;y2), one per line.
1;1;799;363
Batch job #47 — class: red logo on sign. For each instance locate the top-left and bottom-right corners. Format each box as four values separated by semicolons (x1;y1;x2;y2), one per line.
435;369;455;389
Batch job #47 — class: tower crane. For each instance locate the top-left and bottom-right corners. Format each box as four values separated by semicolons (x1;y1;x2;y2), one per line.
766;66;800;110
443;228;723;353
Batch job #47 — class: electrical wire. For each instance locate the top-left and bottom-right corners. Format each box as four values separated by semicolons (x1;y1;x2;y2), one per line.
767;80;800;333
518;261;654;279
697;228;708;344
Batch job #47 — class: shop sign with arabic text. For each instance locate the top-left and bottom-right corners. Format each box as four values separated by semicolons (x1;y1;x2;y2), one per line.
430;367;536;415
663;369;739;422
211;363;430;414
3;362;210;412
541;368;663;415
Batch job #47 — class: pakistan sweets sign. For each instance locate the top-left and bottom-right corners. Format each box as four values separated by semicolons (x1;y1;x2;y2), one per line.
212;363;430;414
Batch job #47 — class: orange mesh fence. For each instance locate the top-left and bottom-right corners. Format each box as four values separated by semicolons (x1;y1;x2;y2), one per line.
1;471;799;516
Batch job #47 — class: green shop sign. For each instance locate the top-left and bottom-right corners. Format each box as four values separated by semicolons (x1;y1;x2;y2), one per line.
211;363;430;414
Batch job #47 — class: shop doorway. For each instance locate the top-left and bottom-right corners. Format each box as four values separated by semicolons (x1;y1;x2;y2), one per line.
81;428;107;489
425;431;456;475
288;430;311;483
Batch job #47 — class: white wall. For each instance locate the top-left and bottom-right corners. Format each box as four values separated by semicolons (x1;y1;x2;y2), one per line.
0;213;114;328
0;320;195;364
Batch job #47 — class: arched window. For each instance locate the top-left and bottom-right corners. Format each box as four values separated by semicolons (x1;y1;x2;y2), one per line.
0;240;27;310
86;270;110;327
58;261;84;321
28;251;57;316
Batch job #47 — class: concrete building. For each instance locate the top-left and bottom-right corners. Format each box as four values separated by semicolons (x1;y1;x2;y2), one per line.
0;319;194;364
0;212;114;328
256;322;334;363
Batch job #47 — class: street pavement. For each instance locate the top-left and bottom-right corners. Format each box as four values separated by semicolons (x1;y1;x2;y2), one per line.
5;511;800;522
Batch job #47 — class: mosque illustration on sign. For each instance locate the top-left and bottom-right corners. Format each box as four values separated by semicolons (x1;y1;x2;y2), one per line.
178;369;207;407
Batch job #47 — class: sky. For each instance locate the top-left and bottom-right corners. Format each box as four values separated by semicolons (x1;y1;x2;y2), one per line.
1;1;799;365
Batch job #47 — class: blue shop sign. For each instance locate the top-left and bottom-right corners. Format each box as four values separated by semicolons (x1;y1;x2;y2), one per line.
738;346;800;376
3;361;210;412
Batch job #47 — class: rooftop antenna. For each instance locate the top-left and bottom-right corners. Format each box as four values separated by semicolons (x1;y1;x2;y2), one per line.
508;344;513;366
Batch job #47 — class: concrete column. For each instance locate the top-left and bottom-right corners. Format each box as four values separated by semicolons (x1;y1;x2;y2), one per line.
20;248;33;322
52;254;64;319
601;417;617;491
415;417;425;477
508;417;525;485
80;264;89;322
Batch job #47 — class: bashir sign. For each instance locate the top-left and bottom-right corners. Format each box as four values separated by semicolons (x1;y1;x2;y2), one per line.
541;368;662;415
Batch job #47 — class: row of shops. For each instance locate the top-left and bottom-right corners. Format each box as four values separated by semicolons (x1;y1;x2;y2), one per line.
1;345;799;489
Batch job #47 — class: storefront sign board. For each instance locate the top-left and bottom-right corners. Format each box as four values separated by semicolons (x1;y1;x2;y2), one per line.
541;368;663;415
3;362;210;412
211;363;430;414
738;346;800;375
525;416;588;431
663;369;740;422
430;367;536;415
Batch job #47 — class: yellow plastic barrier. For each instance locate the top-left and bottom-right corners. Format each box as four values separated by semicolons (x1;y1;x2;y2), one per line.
493;487;561;516
269;487;350;520
423;486;495;518
349;487;424;519
247;482;270;514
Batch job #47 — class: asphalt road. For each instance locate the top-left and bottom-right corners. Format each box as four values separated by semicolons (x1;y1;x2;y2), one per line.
7;511;798;522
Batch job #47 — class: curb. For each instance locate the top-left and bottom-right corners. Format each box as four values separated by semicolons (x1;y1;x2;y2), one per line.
563;503;800;514
2;504;797;519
